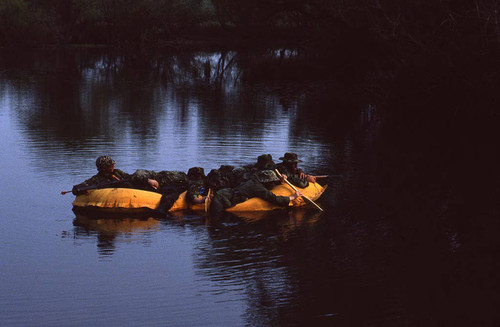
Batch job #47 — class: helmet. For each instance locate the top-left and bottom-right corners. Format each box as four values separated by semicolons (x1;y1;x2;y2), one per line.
255;170;280;183
279;152;302;163
95;156;116;170
187;167;205;180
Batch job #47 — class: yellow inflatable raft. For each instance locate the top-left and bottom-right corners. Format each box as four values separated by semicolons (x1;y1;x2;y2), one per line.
72;182;327;213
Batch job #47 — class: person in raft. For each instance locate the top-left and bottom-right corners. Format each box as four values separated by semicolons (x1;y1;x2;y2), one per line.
209;153;278;192
209;170;302;217
275;152;315;188
232;153;278;185
186;167;209;205
206;165;239;192
130;169;189;213
72;156;135;195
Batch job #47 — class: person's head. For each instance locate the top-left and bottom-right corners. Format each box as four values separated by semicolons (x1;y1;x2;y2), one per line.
95;156;116;174
279;152;302;172
207;165;235;190
219;165;234;173
187;167;205;181
255;154;275;170
207;169;222;190
255;170;280;189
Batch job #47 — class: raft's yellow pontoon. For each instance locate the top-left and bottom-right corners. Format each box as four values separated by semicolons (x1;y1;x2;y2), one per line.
72;182;327;213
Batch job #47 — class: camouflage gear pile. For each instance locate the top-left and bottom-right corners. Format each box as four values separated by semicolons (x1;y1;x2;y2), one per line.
96;156;116;169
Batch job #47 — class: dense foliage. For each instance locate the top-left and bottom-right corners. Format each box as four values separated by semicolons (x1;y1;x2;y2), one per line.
1;0;500;52
0;0;213;45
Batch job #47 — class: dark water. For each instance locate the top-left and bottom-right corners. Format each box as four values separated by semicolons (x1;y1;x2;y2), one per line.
0;48;498;326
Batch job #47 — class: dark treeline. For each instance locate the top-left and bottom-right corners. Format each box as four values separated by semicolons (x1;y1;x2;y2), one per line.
3;0;500;100
0;0;212;46
3;0;500;104
2;0;500;52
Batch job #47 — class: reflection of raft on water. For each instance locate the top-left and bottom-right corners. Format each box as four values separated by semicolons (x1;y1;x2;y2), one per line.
73;213;160;233
72;182;327;214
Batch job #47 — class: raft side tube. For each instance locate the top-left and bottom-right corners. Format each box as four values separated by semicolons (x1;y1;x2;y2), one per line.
226;182;326;212
72;183;326;213
73;188;162;212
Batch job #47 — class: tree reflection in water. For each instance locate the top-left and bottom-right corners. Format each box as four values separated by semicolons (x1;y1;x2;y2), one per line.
1;48;345;175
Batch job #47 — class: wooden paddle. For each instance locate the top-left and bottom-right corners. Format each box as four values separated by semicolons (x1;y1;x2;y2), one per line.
274;169;323;212
205;188;212;213
312;175;342;179
61;179;128;195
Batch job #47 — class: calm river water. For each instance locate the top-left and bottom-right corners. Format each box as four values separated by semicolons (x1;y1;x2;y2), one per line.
0;48;498;326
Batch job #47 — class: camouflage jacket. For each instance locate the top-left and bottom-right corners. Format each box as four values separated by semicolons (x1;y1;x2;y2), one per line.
131;169;188;193
208;161;282;192
72;169;131;195
186;180;208;203
216;179;290;208
275;163;309;188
